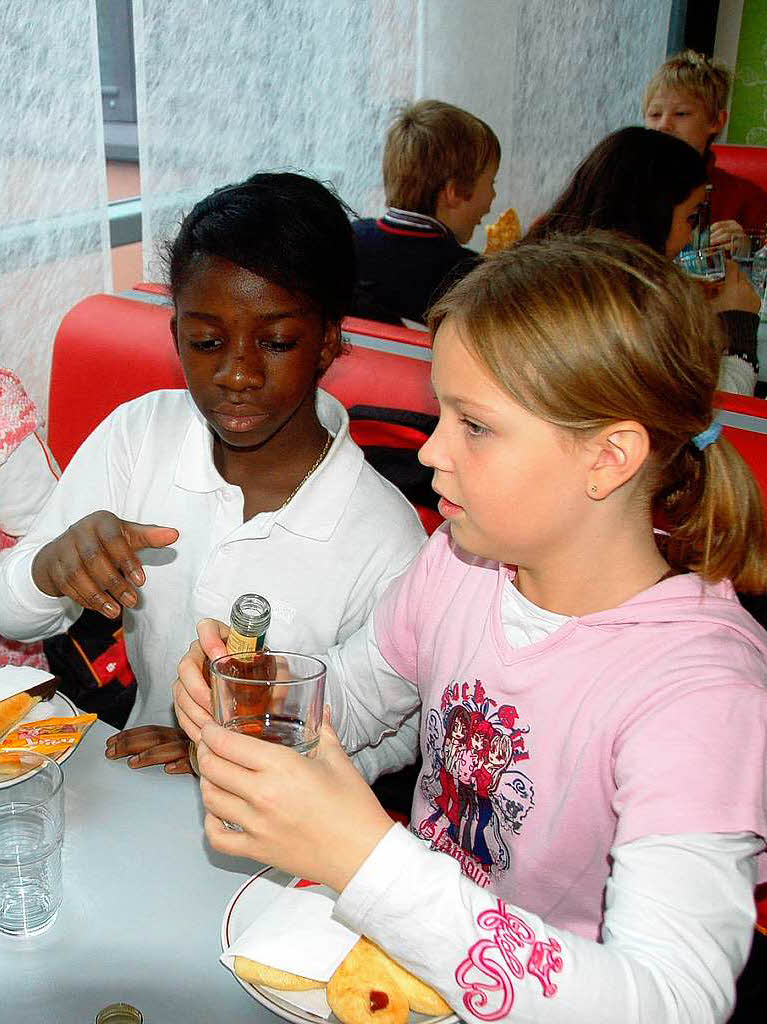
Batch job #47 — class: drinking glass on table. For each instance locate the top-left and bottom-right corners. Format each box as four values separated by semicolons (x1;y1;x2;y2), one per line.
0;751;64;937
731;230;767;290
209;652;326;830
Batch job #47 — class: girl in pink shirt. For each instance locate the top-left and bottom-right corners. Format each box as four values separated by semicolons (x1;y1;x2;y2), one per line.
181;233;767;1022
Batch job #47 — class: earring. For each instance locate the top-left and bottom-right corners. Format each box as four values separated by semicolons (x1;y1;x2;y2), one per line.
590;484;598;494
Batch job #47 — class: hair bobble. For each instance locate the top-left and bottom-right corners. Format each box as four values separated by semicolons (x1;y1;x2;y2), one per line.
691;420;722;451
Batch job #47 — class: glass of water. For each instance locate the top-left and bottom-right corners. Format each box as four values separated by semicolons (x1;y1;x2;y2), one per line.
732;230;766;287
0;751;64;938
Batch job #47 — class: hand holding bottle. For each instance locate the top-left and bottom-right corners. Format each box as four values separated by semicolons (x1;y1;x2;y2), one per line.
710;219;746;252
176;596;271;739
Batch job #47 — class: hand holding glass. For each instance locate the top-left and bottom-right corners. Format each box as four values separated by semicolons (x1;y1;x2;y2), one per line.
0;752;64;938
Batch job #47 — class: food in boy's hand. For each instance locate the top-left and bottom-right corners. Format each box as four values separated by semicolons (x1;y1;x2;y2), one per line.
484;207;520;253
233;955;324;991
0;677;57;741
327;938;409;1024
0;713;97;758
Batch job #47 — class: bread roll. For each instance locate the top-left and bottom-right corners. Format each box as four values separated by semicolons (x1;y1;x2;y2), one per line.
233;955;324;991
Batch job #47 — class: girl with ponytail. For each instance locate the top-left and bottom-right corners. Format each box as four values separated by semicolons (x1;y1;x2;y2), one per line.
186;231;767;1023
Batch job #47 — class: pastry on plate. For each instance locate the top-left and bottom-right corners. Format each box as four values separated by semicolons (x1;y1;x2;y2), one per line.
327;938;409;1024
233;955;324;991
327;937;449;1024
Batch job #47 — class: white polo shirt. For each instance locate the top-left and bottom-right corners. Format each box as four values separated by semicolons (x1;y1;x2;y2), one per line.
0;389;426;742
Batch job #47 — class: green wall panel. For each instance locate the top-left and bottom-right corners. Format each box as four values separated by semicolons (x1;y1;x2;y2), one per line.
729;0;767;145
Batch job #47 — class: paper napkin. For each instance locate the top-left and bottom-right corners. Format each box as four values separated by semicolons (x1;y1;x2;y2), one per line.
0;665;54;701
222;881;360;1018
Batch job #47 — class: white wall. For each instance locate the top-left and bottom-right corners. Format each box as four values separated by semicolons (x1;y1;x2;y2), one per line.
135;0;672;264
0;1;111;419
420;0;672;241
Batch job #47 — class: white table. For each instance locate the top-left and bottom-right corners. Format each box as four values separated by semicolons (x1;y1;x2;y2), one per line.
2;719;275;1023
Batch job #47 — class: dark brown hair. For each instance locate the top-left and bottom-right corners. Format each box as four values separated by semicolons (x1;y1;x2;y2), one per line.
525;127;707;254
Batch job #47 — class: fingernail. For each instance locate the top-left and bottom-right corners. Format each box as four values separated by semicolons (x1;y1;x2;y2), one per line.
130;570;144;586
104;602;119;616
122;592;137;607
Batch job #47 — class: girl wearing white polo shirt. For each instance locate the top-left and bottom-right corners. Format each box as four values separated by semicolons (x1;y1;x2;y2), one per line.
0;173;424;776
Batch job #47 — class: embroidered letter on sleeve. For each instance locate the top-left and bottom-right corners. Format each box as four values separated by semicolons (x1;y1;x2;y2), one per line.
455;900;563;1020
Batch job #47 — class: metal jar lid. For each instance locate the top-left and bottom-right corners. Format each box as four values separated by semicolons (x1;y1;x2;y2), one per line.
94;1003;144;1024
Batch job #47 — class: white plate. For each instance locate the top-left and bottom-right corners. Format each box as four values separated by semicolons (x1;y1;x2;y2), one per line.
221;866;457;1024
1;690;79;778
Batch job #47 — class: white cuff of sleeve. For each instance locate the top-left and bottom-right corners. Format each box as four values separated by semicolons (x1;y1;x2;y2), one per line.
3;553;74;636
333;823;428;931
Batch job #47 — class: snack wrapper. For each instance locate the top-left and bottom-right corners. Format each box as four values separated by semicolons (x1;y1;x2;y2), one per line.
0;714;97;758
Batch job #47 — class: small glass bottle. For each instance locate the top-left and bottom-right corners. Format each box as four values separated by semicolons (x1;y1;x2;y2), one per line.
692;184;712;250
188;593;271;775
226;593;271;654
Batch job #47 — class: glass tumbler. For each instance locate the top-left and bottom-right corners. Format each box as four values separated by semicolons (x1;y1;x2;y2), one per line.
0;751;64;937
210;652;326;753
209;652;326;830
676;246;726;283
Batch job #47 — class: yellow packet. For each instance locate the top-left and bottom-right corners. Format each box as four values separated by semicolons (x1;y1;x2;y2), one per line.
0;714;97;758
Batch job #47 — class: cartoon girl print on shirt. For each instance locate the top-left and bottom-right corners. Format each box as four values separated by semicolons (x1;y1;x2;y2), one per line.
472;729;512;867
458;713;494;857
434;705;470;832
419;679;534;886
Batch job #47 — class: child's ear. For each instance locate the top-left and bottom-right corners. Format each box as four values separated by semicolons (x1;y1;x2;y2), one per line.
318;321;342;374
585;421;650;500
712;108;727;137
438;180;464;210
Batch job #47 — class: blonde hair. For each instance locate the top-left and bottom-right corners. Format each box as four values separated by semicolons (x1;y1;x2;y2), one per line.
383;100;501;216
644;49;732;123
429;233;767;593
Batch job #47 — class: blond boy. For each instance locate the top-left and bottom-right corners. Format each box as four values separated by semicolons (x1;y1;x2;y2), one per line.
644;50;767;246
350;100;500;325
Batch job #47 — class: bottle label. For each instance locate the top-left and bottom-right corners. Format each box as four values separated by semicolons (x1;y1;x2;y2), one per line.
226;627;266;655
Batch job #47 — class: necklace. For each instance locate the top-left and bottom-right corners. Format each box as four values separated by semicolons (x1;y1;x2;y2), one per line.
280;431;332;509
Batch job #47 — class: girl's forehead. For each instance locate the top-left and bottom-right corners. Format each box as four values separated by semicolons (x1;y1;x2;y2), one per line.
175;253;310;314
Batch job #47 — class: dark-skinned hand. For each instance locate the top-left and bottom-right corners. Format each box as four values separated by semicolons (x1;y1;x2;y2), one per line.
105;725;192;773
32;510;178;619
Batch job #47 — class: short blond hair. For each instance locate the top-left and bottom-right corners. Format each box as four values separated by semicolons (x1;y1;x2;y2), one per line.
429;233;767;593
383;100;501;216
643;49;732;122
